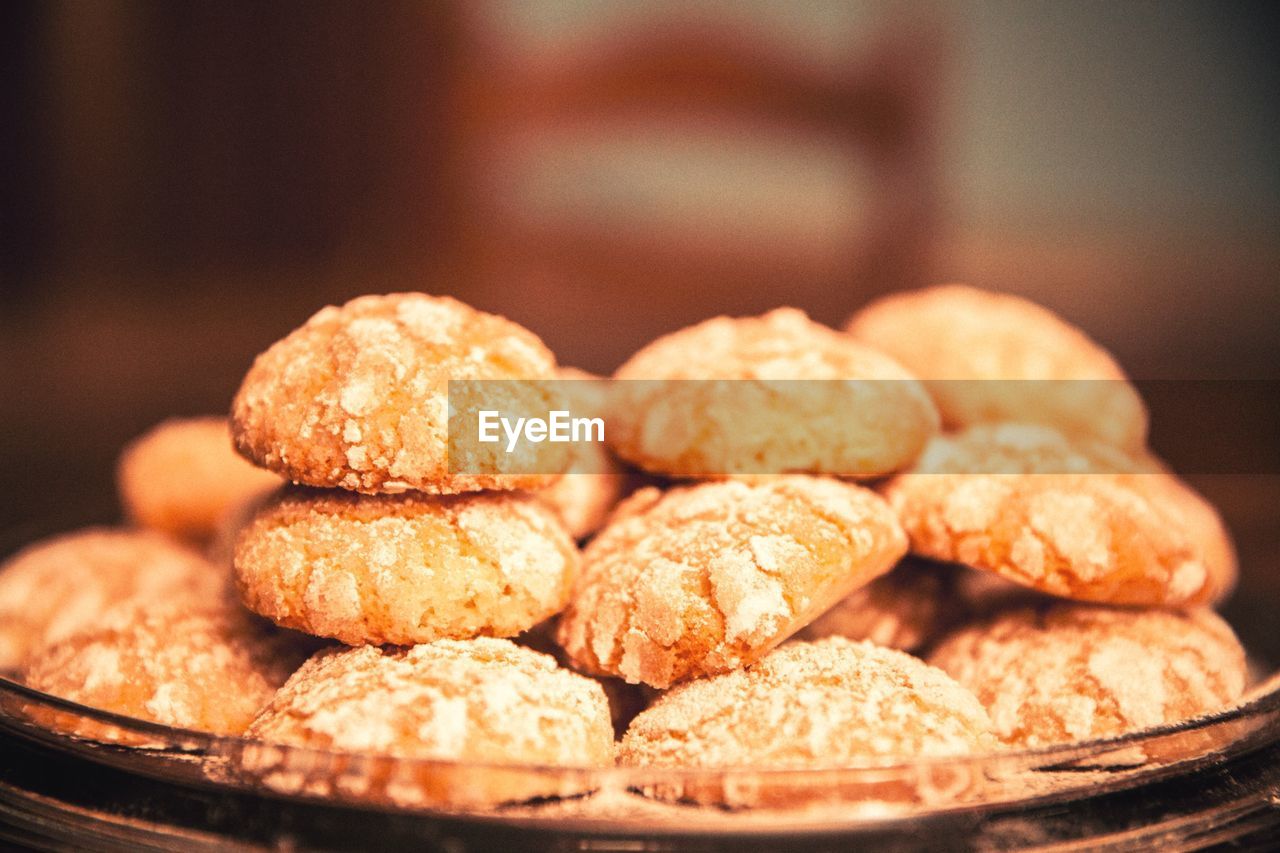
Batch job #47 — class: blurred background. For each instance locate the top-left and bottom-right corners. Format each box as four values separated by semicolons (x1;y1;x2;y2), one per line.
1;1;1278;648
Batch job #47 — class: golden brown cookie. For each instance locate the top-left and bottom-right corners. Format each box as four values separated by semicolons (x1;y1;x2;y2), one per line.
793;558;961;652
927;603;1247;748
231;292;566;495
246;639;614;805
534;368;627;539
846;284;1148;450
234;487;579;645
23;602;315;736
609;308;938;479
0;528;222;671
556;476;908;688
117;417;282;544
882;423;1232;606
619;638;993;769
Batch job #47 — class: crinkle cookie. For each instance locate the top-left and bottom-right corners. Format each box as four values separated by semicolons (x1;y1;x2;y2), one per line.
882;423;1234;606
246;639;614;805
231;292;566;495
234;487;579;645
117;416;282;543
609;308;938;478
556;476;907;688
534;368;627;539
927;603;1247;748
23;603;315;736
794;558;961;652
619;638;993;769
846;284;1148;450
0;528;222;670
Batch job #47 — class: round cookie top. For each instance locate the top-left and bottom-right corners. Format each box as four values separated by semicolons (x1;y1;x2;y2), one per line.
794;558;961;653
246;639;614;769
619;638;993;769
608;307;938;479
556;476;908;688
118;416;281;543
845;284;1148;450
0;528;223;671
23;602;314;736
882;423;1233;606
927;603;1247;748
231;292;564;495
234;487;579;645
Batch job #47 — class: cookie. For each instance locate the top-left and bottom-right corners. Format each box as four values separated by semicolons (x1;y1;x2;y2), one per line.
882;423;1232;606
556;476;908;688
619;638;993;769
231;292;566;495
234;487;579;645
23;602;315;736
534;368;627;539
245;639;614;806
0;528;222;671
609;308;938;478
117;417;282;543
927;603;1247;748
846;284;1148;450
793;558;961;652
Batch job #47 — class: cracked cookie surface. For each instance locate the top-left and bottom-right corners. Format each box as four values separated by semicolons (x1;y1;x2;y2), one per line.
24;602;314;735
231;292;565;495
846;284;1148;450
247;639;614;771
556;476;907;688
234;487;579;645
882;424;1234;606
609;308;938;479
927;603;1246;747
619;638;993;768
0;528;224;671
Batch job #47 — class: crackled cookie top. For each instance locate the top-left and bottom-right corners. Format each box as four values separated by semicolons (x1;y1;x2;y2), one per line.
620;638;993;768
846;284;1148;450
24;602;314;735
234;487;579;645
0;528;223;671
556;476;907;688
882;423;1233;606
231;292;565;495
609;308;938;479
928;603;1247;747
247;639;614;769
118;416;281;544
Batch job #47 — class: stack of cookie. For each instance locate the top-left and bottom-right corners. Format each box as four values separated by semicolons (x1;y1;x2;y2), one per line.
225;293;617;777
0;284;1250;810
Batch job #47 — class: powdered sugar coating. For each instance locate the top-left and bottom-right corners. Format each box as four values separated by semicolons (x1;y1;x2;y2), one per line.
23;602;313;735
927;603;1246;748
556;476;908;688
0;528;224;671
247;639;614;771
846;284;1148;450
117;417;282;544
794;559;961;652
231;293;565;495
619;638;993;768
234;487;579;645
609;308;938;478
882;424;1231;606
